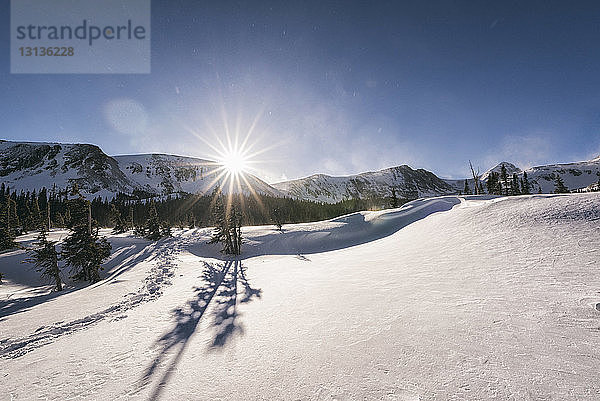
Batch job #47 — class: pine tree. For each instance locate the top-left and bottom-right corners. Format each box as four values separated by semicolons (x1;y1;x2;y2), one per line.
0;200;16;251
511;173;521;196
128;206;134;230
521;171;531;194
61;190;111;283
209;192;227;249
486;171;498;195
144;202;162;240
109;204;127;234
500;164;509;196
54;212;65;228
30;193;42;230
463;180;472;195
160;221;172;238
208;192;242;255
554;175;569;194
228;203;243;255
27;228;62;291
187;212;196;229
272;208;283;231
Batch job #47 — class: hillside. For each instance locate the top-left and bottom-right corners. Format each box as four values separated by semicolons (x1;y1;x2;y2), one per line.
273;165;456;202
1;193;599;399
445;158;600;193
113;153;281;197
0;140;282;199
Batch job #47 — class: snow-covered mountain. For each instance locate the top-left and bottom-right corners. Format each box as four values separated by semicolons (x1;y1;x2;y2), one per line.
0;140;282;199
3;139;599;201
0;140;133;198
522;157;600;193
445;158;600;193
273;165;456;203
113;153;281;197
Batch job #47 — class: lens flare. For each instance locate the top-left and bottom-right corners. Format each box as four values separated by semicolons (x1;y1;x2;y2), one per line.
220;149;248;176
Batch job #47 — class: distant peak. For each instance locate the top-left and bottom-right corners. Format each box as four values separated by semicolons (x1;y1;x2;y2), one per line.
495;161;519;169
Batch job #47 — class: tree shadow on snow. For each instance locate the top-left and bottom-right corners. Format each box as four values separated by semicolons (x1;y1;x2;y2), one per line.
139;260;261;401
0;240;159;319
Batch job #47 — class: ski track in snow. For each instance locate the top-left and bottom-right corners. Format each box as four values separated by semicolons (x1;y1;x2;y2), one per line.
0;237;184;360
1;194;600;400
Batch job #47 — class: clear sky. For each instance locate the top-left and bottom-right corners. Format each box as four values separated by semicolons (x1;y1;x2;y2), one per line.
2;1;600;182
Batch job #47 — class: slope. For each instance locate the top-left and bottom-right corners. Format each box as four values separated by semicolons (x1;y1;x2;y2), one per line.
1;194;599;400
273;165;456;202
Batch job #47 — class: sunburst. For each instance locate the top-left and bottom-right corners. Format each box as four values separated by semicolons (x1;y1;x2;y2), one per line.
180;108;281;220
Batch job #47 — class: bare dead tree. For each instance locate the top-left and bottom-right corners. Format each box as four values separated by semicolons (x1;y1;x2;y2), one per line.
469;160;481;195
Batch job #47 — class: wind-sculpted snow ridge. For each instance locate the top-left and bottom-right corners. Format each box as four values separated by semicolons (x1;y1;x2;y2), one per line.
0;237;183;360
2;194;600;400
191;196;463;258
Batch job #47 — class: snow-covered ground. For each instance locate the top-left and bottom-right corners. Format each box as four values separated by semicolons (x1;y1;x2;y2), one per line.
1;194;599;400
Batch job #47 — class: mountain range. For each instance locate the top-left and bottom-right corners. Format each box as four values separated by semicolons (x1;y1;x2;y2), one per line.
1;139;599;201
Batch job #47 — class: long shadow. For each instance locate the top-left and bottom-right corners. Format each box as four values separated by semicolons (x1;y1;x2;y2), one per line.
0;288;76;318
140;260;261;400
210;261;262;348
140;261;230;401
0;240;159;319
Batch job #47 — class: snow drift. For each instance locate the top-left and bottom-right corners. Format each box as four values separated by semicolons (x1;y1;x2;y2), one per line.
1;193;600;400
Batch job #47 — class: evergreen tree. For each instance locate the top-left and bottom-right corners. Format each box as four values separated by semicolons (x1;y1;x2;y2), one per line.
54;212;65;228
61;189;111;283
144;202;162;240
109;204;127;234
27;228;62;291
208;192;242;255
554;175;569;194
521;171;531;194
463;180;472;195
272;208;283;231
160;221;172;238
128;206;134;230
30;193;42;230
209;192;228;250
500;164;509;196
228;203;243;255
486;171;499;195
187;212;196;229
511;173;521;196
0;200;16;251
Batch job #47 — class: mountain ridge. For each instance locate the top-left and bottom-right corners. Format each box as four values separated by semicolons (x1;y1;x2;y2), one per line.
2;139;599;201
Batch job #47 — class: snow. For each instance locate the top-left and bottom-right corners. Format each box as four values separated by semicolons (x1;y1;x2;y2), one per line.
0;141;282;199
1;193;600;400
273;167;455;203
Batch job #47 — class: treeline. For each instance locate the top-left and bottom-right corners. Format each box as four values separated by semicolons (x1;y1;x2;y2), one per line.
0;182;408;249
461;164;577;196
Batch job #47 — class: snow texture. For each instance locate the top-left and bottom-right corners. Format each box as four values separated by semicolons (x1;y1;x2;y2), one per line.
1;193;600;400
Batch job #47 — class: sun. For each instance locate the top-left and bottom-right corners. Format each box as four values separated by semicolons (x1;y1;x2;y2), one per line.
221;149;248;175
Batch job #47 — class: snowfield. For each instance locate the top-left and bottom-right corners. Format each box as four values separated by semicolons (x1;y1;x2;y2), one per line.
1;194;600;400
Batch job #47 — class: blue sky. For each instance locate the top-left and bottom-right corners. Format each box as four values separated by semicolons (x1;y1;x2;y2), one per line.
1;0;600;182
